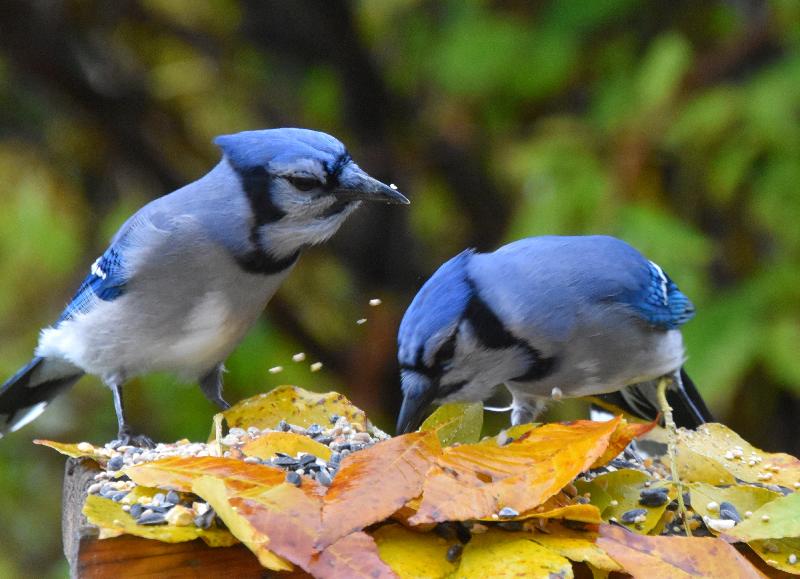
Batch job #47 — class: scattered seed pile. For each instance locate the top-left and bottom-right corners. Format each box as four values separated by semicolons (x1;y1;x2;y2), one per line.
87;414;390;529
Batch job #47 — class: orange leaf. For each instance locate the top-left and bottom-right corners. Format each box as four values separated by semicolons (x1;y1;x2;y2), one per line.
410;418;621;524
231;488;323;570
591;418;658;468
596;524;767;579
319;432;440;548
124;456;287;493
308;532;397;579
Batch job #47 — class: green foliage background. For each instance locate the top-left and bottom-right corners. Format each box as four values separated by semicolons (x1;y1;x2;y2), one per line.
0;0;798;575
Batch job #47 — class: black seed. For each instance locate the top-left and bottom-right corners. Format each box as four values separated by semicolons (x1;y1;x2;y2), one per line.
576;496;591;504
446;544;463;562
434;523;457;541
317;470;333;487
100;487;116;499
330;414;340;424
682;492;692;508
195;508;215;529
316;436;333;445
329;452;342;465
286;471;302;486
107;455;124;471
129;504;144;518
166;491;180;506
149;505;172;514
111;491;128;502
454;522;472;544
621;508;647;524
497;521;524;531
299;454;317;467
307;424;322;436
273;456;299;467
278;420;290;432
138;512;166;525
719;501;741;523
639;487;669;507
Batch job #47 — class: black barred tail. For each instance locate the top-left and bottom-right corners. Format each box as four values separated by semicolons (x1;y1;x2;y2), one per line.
0;357;83;437
594;368;713;429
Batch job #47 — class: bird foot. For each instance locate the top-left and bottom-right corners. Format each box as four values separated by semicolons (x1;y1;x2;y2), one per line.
114;428;155;449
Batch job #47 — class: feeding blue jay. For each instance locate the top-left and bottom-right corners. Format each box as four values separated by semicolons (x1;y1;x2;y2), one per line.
0;128;408;445
396;235;712;433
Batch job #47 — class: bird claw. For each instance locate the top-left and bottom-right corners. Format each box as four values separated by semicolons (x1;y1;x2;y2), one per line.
114;429;155;449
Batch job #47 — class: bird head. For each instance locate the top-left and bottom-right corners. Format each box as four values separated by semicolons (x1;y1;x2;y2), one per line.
396;250;540;434
215;128;408;258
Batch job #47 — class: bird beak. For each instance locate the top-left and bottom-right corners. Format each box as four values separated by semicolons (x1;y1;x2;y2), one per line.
336;164;410;205
396;370;436;434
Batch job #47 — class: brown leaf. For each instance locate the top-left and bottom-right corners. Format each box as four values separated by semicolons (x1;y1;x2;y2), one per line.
308;532;397;579
319;432;441;548
411;418;621;524
124;456;287;493
596;524;767;578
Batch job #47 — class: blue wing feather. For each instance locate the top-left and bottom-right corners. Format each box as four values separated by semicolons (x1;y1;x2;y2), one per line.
57;245;127;323
625;261;695;330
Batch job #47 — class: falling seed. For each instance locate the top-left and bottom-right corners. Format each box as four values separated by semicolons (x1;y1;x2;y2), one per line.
77;442;94;453
609;499;619;507
794;482;800;489
292;352;306;362
762;514;771;523
389;183;398;190
310;362;323;372
268;366;284;374
706;501;719;512
744;511;753;518
369;298;382;306
550;387;563;400
356;318;367;325
789;553;797;565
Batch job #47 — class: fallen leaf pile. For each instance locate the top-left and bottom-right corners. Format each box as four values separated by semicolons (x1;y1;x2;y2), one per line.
38;386;800;577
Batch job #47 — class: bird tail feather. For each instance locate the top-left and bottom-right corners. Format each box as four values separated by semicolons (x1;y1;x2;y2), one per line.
0;357;83;437
592;368;713;429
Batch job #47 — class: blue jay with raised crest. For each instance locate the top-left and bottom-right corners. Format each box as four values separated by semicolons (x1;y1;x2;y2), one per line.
0;128;408;445
396;235;712;433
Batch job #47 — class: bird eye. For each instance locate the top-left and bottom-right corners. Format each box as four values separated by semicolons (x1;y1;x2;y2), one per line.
286;175;321;192
435;334;457;368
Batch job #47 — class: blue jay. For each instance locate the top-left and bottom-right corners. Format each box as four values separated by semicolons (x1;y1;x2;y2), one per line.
396;235;712;433
0;128;408;445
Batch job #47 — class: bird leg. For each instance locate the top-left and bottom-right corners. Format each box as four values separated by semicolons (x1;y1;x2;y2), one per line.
510;394;546;426
656;373;691;536
199;364;231;410
109;381;154;448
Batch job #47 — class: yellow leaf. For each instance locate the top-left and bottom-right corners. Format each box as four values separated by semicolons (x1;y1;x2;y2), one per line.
725;491;800;542
678;423;800;487
455;529;573;578
528;523;622;572
218;385;368;434
748;537;800;575
192;476;293;571
82;494;237;547
241;431;332;461
372;524;456;579
689;482;782;523
575;469;675;534
420;402;483;446
34;439;109;462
